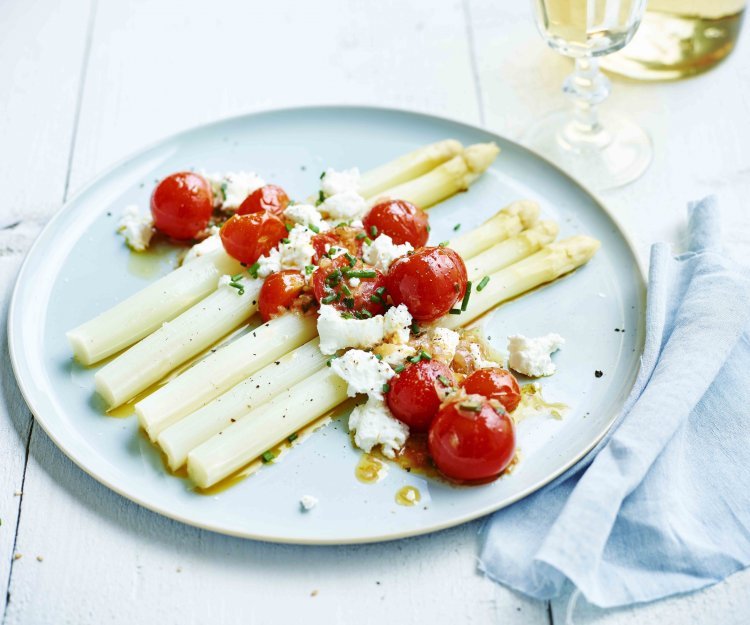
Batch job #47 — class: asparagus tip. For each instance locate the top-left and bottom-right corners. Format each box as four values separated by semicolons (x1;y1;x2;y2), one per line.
463;142;501;174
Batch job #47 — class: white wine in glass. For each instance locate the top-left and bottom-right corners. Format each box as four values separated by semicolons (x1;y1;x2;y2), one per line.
600;0;746;80
525;0;652;190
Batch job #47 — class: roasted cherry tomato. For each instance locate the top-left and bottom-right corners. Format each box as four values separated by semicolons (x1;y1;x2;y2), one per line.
219;212;287;265
428;397;516;482
462;367;522;413
386;246;467;321
312;255;386;316
236;184;290;217
311;226;366;264
259;270;306;321
150;172;213;240
386;359;456;431
363;200;429;247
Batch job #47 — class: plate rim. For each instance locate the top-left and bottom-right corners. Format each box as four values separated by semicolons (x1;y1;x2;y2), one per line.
7;104;647;544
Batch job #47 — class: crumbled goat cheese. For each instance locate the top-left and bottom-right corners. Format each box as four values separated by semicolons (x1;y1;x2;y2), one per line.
320;190;367;221
362;234;413;272
205;171;265;210
283;203;329;231
330;349;395;401
468;342;500;370
349;398;409;459
300;495;318;511
430;327;460;364
507;333;565;377
317;305;385;355
374;343;417;367
183;231;221;264
256;224;316;278
349;277;361;287
384;304;412;345
217;274;232;288
350;219;364;229
117;205;153;252
320;167;360;196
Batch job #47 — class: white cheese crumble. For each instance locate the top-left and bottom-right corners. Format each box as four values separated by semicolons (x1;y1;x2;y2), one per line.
205;171;265;210
468;343;501;370
507;333;565;377
349;277;361;287
349;398;409;459
283;203;329;231
256;224;316;278
217;274;232;288
317;305;385;355
183;230;221;264
320;167;360;196
299;495;318;511
117;205;153;252
362;234;413;272
320;190;367;221
430;327;460;364
384;304;412;345
330;349;395;401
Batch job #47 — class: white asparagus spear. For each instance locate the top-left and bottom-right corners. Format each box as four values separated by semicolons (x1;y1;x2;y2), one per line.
358;139;463;199
137;313;317;440
371;142;500;209
146;210;545;450
158;339;327;469
187;236;600;488
67;250;242;365
94;277;262;407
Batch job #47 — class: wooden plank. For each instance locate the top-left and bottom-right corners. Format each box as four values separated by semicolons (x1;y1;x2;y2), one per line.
0;0;93;619
3;1;550;624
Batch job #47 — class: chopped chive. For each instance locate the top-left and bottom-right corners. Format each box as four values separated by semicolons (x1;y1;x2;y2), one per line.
393;364;405;373
459;403;482;413
230;273;244;282
369;225;378;237
285;222;293;232
309;223;320;234
355;232;367;240
321;293;338;304
382;383;390;393
288;433;298;443
461;281;472;311
248;262;260;278
477;275;490;292
420;350;432;361
357;309;372;318
345;252;357;267
437;375;451;387
305;265;314;275
281;238;291;244
341;283;352;296
336;222;348;228
229;281;245;295
449;308;462;315
315;190;325;206
319;171;326;180
453;223;461;231
426;224;431;232
341;312;354;319
408;355;421;364
374;354;383;360
411;322;420;335
261;450;276;463
376;286;386;296
345;270;377;279
369;294;383;304
363;237;372;245
343;297;355;309
438;240;449;248
325;354;340;367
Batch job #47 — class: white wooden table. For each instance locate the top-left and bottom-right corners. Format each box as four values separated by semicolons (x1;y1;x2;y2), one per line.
1;1;749;623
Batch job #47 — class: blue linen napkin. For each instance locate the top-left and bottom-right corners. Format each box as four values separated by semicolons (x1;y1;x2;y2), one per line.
478;197;750;608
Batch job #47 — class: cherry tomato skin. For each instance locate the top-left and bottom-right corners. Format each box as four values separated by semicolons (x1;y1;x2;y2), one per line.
150;172;213;240
386;247;467;321
312;256;386;316
236;184;290;217
386;360;456;431
363;200;429;247
219;212;288;265
428;399;516;482
462;367;522;413
311;232;343;264
258;270;306;321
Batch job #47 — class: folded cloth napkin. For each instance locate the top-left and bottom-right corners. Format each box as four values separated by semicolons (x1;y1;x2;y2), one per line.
478;197;750;608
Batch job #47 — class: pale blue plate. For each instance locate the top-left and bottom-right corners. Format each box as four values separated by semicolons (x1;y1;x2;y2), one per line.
8;106;645;544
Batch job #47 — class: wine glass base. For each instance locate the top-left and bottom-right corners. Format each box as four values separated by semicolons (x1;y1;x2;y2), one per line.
522;111;652;191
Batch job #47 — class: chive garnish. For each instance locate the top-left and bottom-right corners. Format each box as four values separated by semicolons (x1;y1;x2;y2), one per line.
449;308;462;315
326;354;340;367
437;375;451;387
411;322;420;335
363;237;372;245
459;403;482;413
316;190;325;206
285;223;293;232
382;383;390;393
357;309;372;319
393;364;405;373
343;297;355;309
230;273;243;282
281;238;291;245
376;286;386;296
305;265;314;275
309;224;320;234
248;262;260;278
229;281;245;295
345;270;377;279
369;225;378;237
370;294;383;304
453;223;461;231
341;283;352;296
408;355;421;364
438;240;449;247
420;350;432;361
426;224;431;232
288;433;298;443
345;253;357;267
461;281;472;311
319;171;326;180
261;450;276;463
355;232;367;240
341;312;354;319
477;275;490;292
321;293;338;304
374;354;383;360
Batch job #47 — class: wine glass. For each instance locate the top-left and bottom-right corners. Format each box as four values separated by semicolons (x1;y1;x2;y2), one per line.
524;0;652;190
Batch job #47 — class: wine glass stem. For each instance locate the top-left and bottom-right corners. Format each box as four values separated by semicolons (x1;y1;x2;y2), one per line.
560;56;612;151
